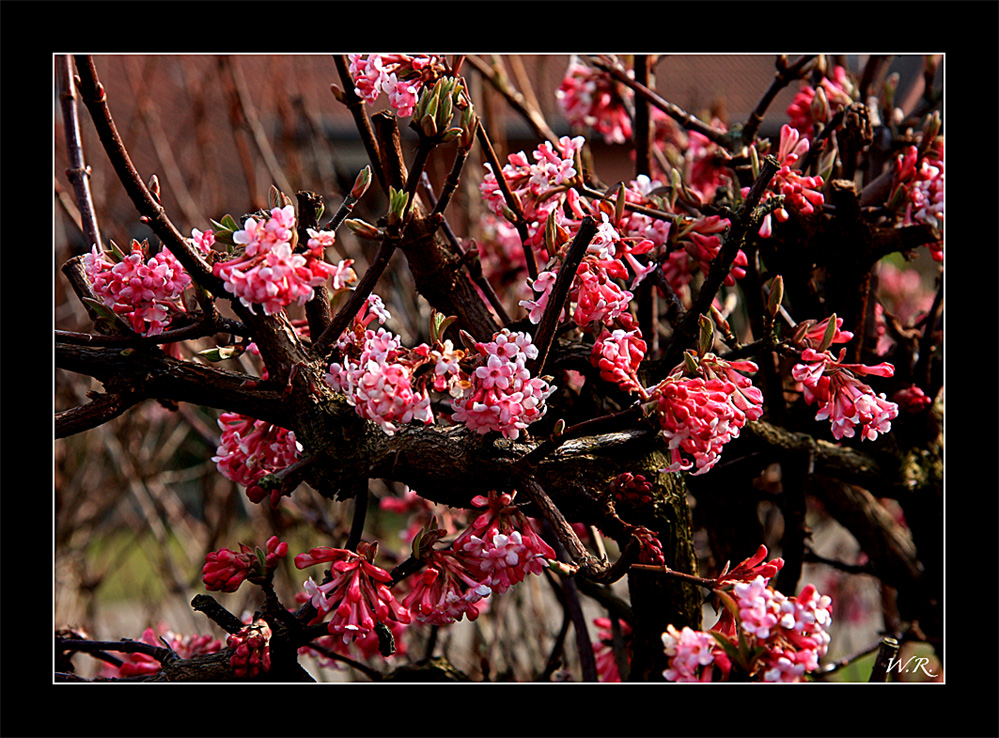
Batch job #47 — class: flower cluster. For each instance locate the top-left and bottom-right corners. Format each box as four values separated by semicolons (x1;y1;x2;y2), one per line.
591;327;647;394
453;490;556;595
348;54;445;118
326;296;434;436
401;547;494;626
891;143;944;261
227;619;272;678
662;546;832;682
750;125;826;238
480;134;586;250
610;472;653;506
786;65;855;137
450;330;555;440
792;348;898;441
83;239;192;336
556;57;633;144
202;536;289;593
212;205;340;316
651;352;764;476
296;542;412;645
662;624;728;682
519;193;657;330
212;411;301;505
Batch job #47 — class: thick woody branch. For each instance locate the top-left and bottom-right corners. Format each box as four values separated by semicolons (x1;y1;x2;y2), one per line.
56;342;293;433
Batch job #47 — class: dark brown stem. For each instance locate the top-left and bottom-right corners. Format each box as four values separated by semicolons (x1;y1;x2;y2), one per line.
742;55;818;142
333;55;385;193
57;56;102;253
527;216;597;375
588;56;730;149
313;235;398;355
73;56;218;291
475;124;536;280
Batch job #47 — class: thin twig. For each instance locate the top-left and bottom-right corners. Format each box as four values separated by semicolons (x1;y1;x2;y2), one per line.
57;55;102;252
527;216;597;375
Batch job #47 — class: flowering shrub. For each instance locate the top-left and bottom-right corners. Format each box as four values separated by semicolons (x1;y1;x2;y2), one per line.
56;52;943;689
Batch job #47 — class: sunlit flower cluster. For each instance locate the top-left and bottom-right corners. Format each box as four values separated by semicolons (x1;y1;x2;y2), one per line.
212;205;340;316
84;239;192;336
348;54;445;118
450;330;555;440
326;296;434;436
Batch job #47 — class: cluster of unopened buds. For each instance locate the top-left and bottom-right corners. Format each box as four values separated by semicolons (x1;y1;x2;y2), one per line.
211;205;341;316
751;124;826;238
662;545;832;682
785;64;856;137
347;54;446;118
557;57;634;144
202;536;289;593
83;239;194;336
227;619;273;678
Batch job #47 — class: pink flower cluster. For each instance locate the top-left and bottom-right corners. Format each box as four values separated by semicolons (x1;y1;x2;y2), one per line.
401;547;494;626
296;542;412;645
591;327;647;394
892;144;944;261
480;135;586;251
662;624;727;682
662;546;832;682
792;348;898;441
520;193;657;330
348;54;444;118
83;239;192;336
733;577;833;681
454;490;556;595
326;296;433;436
556;57;633;144
652;353;764;476
750;125;825;238
212;411;301;505
212;205;340;316
202;536;289;593
786;65;855;136
450;330;555;440
227;619;272;678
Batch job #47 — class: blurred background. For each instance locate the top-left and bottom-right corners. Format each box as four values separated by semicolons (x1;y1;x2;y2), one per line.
54;54;941;681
